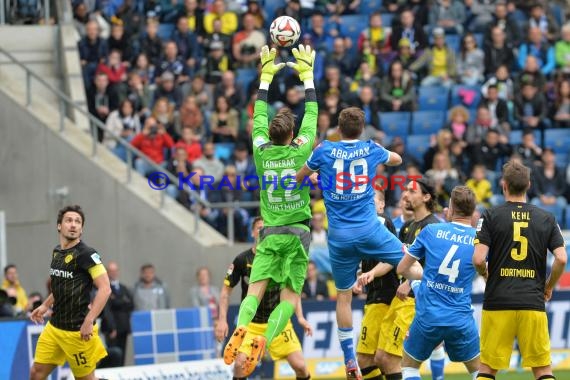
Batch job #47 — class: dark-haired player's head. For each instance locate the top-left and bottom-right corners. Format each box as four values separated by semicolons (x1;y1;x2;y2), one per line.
448;186;476;219
403;178;436;214
251;216;264;242
57;205;85;241
338;107;364;139
269;108;295;145
501;160;531;197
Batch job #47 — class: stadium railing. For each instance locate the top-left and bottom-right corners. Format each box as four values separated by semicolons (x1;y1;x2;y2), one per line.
0;45;262;244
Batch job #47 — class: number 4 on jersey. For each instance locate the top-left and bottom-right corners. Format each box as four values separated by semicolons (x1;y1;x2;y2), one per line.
438;244;460;283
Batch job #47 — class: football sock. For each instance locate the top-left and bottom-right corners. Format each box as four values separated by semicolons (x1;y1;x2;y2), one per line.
385;372;403;379
430;346;446;380
402;367;421;380
362;366;383;379
264;300;295;345
338;327;356;366
236;295;259;327
232;377;246;380
470;371;478;380
476;374;495;380
296;375;311;380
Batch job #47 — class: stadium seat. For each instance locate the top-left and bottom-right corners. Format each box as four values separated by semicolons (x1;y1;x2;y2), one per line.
508;129;542;146
157;23;175;41
540;205;564;227
381;13;394;28
418;86;450;111
411;111;446;135
379;112;411;138
214;143;235;163
554;152;569;168
406;134;431;161
543;129;570;155
359;0;382;15
565;206;570;229
445;34;461;52
473;33;484;49
235;68;258;92
450;84;482;109
339;14;368;41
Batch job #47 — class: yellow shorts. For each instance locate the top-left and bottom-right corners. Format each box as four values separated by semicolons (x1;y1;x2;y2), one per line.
33;322;107;378
379;297;416;357
480;310;551;369
357;303;390;355
238;321;301;361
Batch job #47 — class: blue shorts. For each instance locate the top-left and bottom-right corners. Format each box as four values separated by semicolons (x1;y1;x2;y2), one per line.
404;317;480;363
328;221;404;291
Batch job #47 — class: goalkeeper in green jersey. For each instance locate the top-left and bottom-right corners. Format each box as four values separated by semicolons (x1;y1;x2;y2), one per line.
223;44;318;377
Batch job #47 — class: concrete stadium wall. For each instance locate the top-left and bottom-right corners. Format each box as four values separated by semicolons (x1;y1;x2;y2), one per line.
0;89;248;307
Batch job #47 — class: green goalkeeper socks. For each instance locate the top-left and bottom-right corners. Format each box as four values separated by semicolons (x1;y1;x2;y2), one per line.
264;300;295;345
236;295;259;327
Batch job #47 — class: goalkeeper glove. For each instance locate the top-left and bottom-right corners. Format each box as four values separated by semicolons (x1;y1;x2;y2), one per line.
260;45;285;84
287;44;316;82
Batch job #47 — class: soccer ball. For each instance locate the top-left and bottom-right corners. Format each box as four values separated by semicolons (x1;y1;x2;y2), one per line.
269;16;301;48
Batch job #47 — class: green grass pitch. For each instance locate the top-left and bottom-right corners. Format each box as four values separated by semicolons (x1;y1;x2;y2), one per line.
421;370;570;379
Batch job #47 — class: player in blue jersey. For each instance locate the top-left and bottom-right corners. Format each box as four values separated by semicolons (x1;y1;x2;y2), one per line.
397;186;481;380
296;107;421;379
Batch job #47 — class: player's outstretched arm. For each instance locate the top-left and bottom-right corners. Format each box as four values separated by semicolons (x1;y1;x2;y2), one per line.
359;262;394;287
546;246;568;301
215;285;233;342
473;244;489;279
253;46;285;150
287;44;318;148
385;151;403;167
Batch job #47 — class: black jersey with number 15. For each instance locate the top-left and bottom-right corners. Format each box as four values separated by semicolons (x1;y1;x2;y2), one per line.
475;202;565;312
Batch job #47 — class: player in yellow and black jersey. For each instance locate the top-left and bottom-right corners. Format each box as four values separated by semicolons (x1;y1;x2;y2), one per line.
30;205;111;380
473;161;567;380
215;217;312;380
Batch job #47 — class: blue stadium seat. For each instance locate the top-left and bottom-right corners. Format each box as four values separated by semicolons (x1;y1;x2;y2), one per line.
157;23;175;41
565;206;570;229
473;33;484;49
540;205;564;227
554;152;569;168
339;14;368;41
406;135;431;161
379;112;411;138
418;86;450;111
235;68;258;92
544;128;570;155
381;13;394;28
450;84;482;109
445;34;461;52
411;111;446;135
508;129;542;146
359;0;382;14
214;143;235;163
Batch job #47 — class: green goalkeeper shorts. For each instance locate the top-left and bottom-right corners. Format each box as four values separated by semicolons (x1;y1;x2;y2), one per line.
249;224;311;295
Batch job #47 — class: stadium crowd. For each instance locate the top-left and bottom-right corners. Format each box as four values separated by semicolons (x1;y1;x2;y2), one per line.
70;0;570;243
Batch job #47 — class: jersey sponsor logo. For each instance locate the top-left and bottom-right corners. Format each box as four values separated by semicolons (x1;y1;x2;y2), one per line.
91;253;102;264
50;268;73;278
226;264;234;276
253;136;266;147
64;254;74;264
293;136;308;146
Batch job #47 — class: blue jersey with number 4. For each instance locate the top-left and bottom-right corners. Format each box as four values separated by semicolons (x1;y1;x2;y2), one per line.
306;140;391;230
407;222;476;327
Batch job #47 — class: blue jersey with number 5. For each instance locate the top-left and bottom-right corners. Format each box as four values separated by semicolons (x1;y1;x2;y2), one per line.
407;222;476;326
306;140;391;229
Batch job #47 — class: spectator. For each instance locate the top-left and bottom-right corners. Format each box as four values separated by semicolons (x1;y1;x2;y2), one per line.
244;0;265;29
152;97;178;140
96;49;128;99
125;71;152;120
0;289;15;317
79;20;109;89
527;2;560;43
187;75;211;110
105;261;134;366
214;71;245;110
26;291;43;315
232;12;266;69
467;128;512;176
133;263;170;310
318;65;350;106
326;37;357;77
358;12;391;54
483;1;521;48
479;84;510;133
410;27;457;88
515;55;547;93
466;164;493;209
2;264;28;315
555;23;570;72
73;2;89;36
104;98;142;161
210;96;239;143
466;106;508;145
326;0;360;16
178;96;206;139
107;17;132;64
204;0;238;35
202;17;233;54
446;105;470;142
307;11;335;54
482;65;514;101
379;60;415;112
204;40;231;85
484;26;515;77
425;151;460;206
237;118;255;154
390;38;418;70
138;18;163;67
552;79;570;128
176;126;203;163
131;116;175;177
465;0;497;33
189;267;220;320
351;60;381;96
530;148;568;209
156;41;191;86
132;53;155;86
302;261;329;300
230;143;256;192
514;82;548;131
353;86;380;133
517;27;556;76
172;15;201;74
515;128;543;168
390;9;428;54
166;145;193;202
87;72;115;142
456;33;484;85
194;142;225;182
182;0;205;37
153;71;184;109
385;137;420;176
423;129;453;172
428;0;466;35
